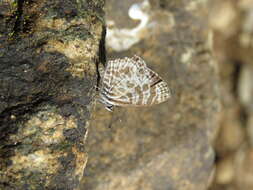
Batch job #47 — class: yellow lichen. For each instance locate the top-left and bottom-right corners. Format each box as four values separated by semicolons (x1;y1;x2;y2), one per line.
10;149;61;174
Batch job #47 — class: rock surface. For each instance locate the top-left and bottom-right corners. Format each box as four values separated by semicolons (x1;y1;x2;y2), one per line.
81;1;220;190
0;0;104;189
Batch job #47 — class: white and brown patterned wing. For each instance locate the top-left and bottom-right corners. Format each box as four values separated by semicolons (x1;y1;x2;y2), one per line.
140;67;171;105
100;56;171;107
102;56;145;87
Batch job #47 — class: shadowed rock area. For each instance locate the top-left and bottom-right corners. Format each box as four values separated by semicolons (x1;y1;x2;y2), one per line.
81;0;220;190
0;0;104;189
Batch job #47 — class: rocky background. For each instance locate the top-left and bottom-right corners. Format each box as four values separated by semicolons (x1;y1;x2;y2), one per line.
1;0;253;189
81;0;219;190
82;0;253;190
209;0;253;190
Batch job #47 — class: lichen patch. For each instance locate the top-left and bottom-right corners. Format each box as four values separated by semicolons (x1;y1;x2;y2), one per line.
10;149;61;174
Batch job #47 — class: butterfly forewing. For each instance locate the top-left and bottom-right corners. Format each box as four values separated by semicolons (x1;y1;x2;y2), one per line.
99;55;171;109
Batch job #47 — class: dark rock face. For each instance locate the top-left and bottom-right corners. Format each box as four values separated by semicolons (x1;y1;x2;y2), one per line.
81;1;220;190
0;0;104;189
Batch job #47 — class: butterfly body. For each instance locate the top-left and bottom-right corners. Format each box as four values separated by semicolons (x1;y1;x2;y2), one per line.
99;55;171;111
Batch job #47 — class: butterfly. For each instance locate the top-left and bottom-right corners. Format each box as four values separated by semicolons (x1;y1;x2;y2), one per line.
99;55;171;111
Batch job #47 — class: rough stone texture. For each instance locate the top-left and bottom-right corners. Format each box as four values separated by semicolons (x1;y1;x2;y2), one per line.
208;0;253;190
81;0;220;190
0;0;104;189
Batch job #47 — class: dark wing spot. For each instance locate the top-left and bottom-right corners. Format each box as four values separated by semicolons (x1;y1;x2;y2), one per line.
150;79;162;87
